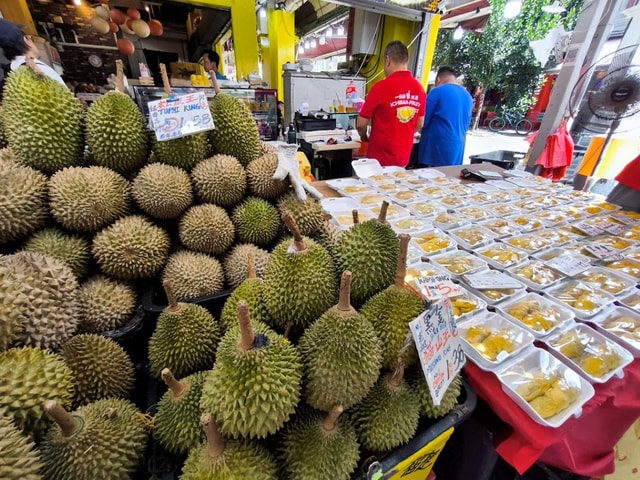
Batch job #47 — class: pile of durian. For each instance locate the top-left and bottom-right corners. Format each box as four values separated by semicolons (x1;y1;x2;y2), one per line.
0;61;463;479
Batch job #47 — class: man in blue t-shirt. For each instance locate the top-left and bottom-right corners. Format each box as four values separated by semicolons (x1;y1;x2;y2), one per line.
417;66;473;167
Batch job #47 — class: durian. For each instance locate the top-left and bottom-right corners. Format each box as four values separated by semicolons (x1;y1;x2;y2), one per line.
3;64;83;174
79;276;137;333
154;132;209;170
0;412;43;480
299;271;383;411
0;347;74;436
162;250;225;301
154;369;206;454
179;204;235;255
280;406;360;480
148;281;222;378
92;215;170;280
200;301;302;438
22;228;90;278
232;197;281;246
49;166;130;233
132;163;193;219
192;154;247;207
0;157;47;246
413;372;462;419
209;93;261;166
60;334;135;406
246;151;289;200
312;219;344;258
40;399;147;480
277;192;324;236
223;243;270;289
180;413;278;480
336;201;401;305
0;105;7;148
263;213;338;329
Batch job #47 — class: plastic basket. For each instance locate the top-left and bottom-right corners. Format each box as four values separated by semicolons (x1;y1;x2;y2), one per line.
141;283;233;320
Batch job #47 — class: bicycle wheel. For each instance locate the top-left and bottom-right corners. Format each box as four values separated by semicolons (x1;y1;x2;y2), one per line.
515;119;533;135
488;117;506;132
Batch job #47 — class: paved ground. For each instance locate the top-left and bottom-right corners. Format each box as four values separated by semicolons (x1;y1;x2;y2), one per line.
463;128;531;165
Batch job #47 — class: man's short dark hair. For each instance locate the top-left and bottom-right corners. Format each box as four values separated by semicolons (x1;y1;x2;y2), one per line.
437;66;458;78
202;49;220;66
0;19;28;60
384;41;409;64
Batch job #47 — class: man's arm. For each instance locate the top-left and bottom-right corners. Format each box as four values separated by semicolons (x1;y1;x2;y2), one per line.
356;115;370;142
422;92;437;130
415;116;424;132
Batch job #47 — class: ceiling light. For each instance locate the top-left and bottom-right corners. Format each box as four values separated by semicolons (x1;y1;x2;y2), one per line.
337;24;345;36
319;35;326;45
259;6;267;18
304;39;310;49
453;25;464;40
326;26;333;37
503;0;522;18
310;38;317;48
145;5;150;12
542;1;566;13
298;44;304;54
73;0;82;5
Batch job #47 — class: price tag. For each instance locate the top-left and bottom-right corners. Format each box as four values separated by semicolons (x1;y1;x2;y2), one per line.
411;274;462;301
572;221;604;236
603;223;628;235
545;253;592;276
464;271;523;290
148;90;214;141
582;244;625;261
610;212;636;226
410;298;466;407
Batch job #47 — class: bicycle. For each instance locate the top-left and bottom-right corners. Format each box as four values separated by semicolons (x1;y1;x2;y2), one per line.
488;110;534;135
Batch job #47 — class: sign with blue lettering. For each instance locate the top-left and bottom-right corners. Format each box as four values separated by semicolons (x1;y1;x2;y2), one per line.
148;91;214;141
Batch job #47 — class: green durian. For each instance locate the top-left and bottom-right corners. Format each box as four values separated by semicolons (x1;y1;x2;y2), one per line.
132;162;193;219
162;250;225;301
0;105;7;148
22;228;90;278
60;334;135;406
86;90;148;173
79;276;137;333
223;243;270;289
413;372;462;419
200;301;302;439
232;197;281;246
312;219;343;258
92;215;170;280
179;204;235;255
148;281;222;378
0;412;43;480
245;150;289;200
279;406;359;480
3;65;83;174
298;271;383;411
277;192;324;236
191;154;246;207
180;413;278;480
154;369;206;454
154;131;209;170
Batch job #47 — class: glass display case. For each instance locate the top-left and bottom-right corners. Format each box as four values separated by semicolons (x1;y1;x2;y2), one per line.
132;86;278;141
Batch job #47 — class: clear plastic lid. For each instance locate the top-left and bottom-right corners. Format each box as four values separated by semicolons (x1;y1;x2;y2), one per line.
368;202;411;221
337;184;372;196
497;292;573;338
449;225;497;250
450;285;488;322
375;182;404;194
591;305;640;356
325;177;366;192
491;203;522;217
621;229;640;243
356;193;389;207
447;184;475;196
419;185;449;198
389;216;433;234
404;261;447;284
506;214;546;232
390;189;422;205
504;233;556;253
432;176;461;185
479;218;522;238
627;249;640;261
577;267;637;297
528;195;563;208
405;199;447;218
492;190;517;203
434;212;470;230
458;206;496;221
462;270;527;306
601;257;640;280
468;192;497;205
439;195;468;209
532;210;573;226
411;229;457;256
430;249;490;278
536;228;579;246
619;289;640;312
545;279;615;319
476;243;528;270
400;177;427;188
507;259;566;291
590;234;635;252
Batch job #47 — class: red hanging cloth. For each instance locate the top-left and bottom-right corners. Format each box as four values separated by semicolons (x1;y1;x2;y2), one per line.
527;119;574;181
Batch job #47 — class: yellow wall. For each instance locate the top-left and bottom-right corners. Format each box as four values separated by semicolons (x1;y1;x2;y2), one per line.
263;9;296;99
0;0;36;35
420;14;440;88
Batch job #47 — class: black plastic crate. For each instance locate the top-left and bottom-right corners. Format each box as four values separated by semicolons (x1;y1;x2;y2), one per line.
297;117;337;131
141;283;233;320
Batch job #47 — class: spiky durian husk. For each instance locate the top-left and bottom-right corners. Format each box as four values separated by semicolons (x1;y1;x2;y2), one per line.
148;303;222;378
86;91;148;173
0;413;43;480
153;132;209;171
200;322;302;438
277;192;324;236
223;243;270;289
132;163;193;219
413;373;462;419
312;220;343;258
162;251;224;301
49;166;130;233
3;66;83;174
263;237;338;329
232;197;281;246
22;228;90;278
350;373;420;452
191;154;246;207
0;252;80;350
92;215;170;280
0;347;74;436
79;276;137;333
360;286;425;369
40;398;147;480
154;371;206;454
298;306;382;411
0;157;47;246
181;438;278;480
179;204;235;255
209;93;261;166
220;278;271;330
335;220;400;305
0;105;8;148
279;409;360;480
60;334;135;406
245;152;289;200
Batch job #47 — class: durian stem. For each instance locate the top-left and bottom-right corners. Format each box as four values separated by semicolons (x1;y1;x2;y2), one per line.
209;70;221;94
337;271;353;311
161;368;186;398
162;280;180;312
284;322;293;340
281;211;307;252
389;360;405;388
320;405;344;433
377;201;390;225
44;401;80;437
159;63;171;96
238;301;255;351
103;408;118;419
115;59;125;93
201;414;226;458
25;56;45;77
247;254;257;279
394;234;410;288
352;209;360;225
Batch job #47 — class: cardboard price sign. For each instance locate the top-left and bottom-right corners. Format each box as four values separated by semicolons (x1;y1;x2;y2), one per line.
572;222;604;236
582;244;624;261
410;298;466;407
149;90;214;141
545;253;592;276
411;274;462;301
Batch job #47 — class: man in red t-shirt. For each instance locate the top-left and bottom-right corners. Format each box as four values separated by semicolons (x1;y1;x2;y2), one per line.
356;41;426;167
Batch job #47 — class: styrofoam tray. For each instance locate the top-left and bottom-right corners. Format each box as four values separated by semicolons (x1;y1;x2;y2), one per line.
479;218;523;239
389;189;423;206
321;196;359;215
355;192;390;208
405;199;447;219
414;168;446;179
600;257;640;281
351;158;383;179
590;306;640;357
506;214;547;232
375;182;405;195
475;243;528;270
619;289;640;312
330;208;376;229
404;261;448;284
389;216;434;234
368;202;411;221
325;177;365;192
577;267;637;298
458;206;496;221
448;225;497;251
506;259;566;291
400;177;427;188
497;292;574;338
430;250;490;279
467;192;498;205
450;285;488;322
462;271;527;306
544;279;616;319
419;185;450;199
438;195;469;209
433;212;470;230
410;228;458;257
491;202;522;217
503;233;556;254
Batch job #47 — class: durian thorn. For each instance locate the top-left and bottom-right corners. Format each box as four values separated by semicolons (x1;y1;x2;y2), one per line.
281;211;307;252
284;322;293;340
162;280;181;312
338;271;353;312
44;401;80;437
377;201;390;224
115;59;125;93
247;253;257;279
159;63;171;96
320;405;344;433
238;301;255;351
395;234;410;288
390;360;406;387
103;408;118;419
25;56;45;77
161;368;187;398
201;413;226;458
352;209;360;225
209;70;221;94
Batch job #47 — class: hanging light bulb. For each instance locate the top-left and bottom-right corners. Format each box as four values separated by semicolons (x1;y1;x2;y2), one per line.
310;38;317;48
73;0;82;5
337;24;345;36
453;25;464;40
304;39;310;49
326;26;333;38
542;0;566;13
503;0;522;18
298;44;304;54
319;35;326;45
259;6;267;18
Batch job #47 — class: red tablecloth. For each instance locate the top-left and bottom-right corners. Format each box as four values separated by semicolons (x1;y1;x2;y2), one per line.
466;358;640;477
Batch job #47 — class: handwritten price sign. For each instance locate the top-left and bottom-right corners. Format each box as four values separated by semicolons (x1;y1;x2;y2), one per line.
148;91;214;141
412;274;462;301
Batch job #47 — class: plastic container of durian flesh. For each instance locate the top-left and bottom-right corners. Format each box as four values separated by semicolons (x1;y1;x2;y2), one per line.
457;311;535;371
457;205;496;221
410;228;457;257
504;214;547;232
497;291;574;339
544;322;633;384
404;261;448;284
600;257;640;281
475;243;528;270
619;289;640;313
461;270;527;306
389;216;433;235
449;285;488;322
353;192;391;208
329;208;376;229
375;182;405;195
417;184;451;199
437;194;469;210
368;201;411;221
478;217;522;239
495;346;595;428
398;176;427;189
404;199;447;219
324;177;369;196
531;208;576;227
576;267;637;298
433;212;470;231
590;305;640;357
506;259;566;292
389;188;423;205
448;225;497;251
429;249;489;279
544;279;616;320
503;232;556;254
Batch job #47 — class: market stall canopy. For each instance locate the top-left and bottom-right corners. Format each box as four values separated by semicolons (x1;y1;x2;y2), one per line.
439;0;492;31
